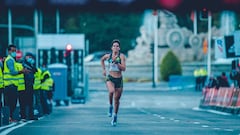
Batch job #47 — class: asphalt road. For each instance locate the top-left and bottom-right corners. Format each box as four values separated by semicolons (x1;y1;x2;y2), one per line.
0;89;239;135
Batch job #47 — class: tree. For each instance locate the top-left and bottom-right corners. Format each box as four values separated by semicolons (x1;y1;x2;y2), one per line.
160;50;182;81
62;11;142;54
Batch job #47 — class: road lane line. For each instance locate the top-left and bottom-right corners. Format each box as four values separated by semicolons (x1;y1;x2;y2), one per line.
174;120;179;122
223;129;234;132
192;107;231;116
0;121;33;135
169;118;175;121
193;121;200;124
153;114;161;117
0;123;17;130
137;108;151;115
160;117;165;119
201;125;209;128
212;127;220;130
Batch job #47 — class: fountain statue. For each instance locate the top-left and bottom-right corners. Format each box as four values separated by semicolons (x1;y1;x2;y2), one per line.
127;9;228;65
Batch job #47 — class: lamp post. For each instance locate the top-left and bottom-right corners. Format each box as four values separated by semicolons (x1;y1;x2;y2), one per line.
207;11;212;78
152;10;159;88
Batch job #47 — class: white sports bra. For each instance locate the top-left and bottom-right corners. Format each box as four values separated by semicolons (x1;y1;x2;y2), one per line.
108;53;121;72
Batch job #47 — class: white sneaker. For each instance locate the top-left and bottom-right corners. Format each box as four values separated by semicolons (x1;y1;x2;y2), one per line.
111;115;117;126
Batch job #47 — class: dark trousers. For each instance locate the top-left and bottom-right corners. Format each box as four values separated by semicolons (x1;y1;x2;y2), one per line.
4;85;18;118
40;90;49;115
19;86;34;119
0;88;4;108
195;77;201;91
19;90;26;119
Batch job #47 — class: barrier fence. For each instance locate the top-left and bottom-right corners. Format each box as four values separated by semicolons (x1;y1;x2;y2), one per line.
200;87;240;114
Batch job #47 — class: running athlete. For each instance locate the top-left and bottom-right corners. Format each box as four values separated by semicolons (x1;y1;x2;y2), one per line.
100;39;126;126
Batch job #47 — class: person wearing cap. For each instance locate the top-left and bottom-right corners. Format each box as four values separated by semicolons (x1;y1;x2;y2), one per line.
22;52;38;120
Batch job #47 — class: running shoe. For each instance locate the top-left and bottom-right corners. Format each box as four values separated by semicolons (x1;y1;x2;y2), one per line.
108;106;113;117
111;115;117;126
9;117;18;123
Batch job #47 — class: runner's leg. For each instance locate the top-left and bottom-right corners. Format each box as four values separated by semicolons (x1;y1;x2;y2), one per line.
114;87;123;115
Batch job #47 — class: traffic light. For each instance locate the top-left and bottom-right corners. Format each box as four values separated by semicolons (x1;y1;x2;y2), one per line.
200;8;208;21
64;44;72;58
65;44;72;66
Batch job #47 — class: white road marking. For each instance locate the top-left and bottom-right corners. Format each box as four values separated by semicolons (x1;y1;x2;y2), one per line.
137;107;236;133
0;123;17;130
0;121;33;135
153;114;161;117
160;117;165;120
192;107;231;116
193;121;200;124
174;120;179;122
224;129;234;132
212;127;220;130
201;125;209;128
169;118;175;121
137;108;150;114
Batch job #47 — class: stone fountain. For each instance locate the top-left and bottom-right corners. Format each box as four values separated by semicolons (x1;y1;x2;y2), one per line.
127;10;224;65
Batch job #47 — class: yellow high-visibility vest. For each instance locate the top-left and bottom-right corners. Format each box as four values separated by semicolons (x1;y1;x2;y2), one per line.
0;67;4;88
41;70;53;91
15;62;25;91
34;68;42;90
3;55;18;87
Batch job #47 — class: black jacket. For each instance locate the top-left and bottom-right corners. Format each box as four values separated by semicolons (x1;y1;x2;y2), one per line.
22;61;37;88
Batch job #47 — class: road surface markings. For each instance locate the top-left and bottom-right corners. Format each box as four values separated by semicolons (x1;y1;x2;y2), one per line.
137;107;236;133
173;119;180;122
153;114;161;117
0;120;33;135
0;123;17;130
193;121;200;125
223;129;234;132
212;127;220;130
201;125;209;128
160;117;165;120
192;107;231;116
169;118;175;121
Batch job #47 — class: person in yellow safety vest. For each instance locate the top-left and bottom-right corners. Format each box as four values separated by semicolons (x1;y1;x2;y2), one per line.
0;58;4;109
199;67;208;90
3;45;28;123
194;68;201;91
15;62;27;121
33;68;42;116
40;64;54;115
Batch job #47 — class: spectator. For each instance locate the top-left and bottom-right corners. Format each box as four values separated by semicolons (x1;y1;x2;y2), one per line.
194;68;201;91
206;75;218;88
199;67;208;89
229;69;240;88
217;72;230;87
3;45;28;123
